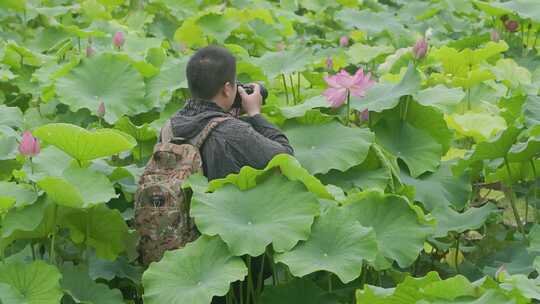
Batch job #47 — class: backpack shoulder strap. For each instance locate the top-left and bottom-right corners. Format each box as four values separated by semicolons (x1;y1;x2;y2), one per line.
190;116;234;149
160;119;186;143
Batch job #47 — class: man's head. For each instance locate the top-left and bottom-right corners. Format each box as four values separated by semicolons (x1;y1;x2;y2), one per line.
186;45;237;110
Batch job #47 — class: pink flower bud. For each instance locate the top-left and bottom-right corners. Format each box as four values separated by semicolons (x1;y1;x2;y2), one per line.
490;29;500;42
113;31;125;49
358;109;369;122
325;57;333;70
97;100;106;118
18;131;40;157
276;42;285;51
505;20;519;32
86;45;95;57
339;36;349;47
412;38;428;59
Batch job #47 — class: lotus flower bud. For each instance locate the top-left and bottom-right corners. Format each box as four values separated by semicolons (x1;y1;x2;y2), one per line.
505;20;519;32
86;45;95;57
490;29;500;42
97;100;105;118
113;31;125;49
339;36;349;47
358;109;369;122
18;131;40;157
412;37;428;59
325;57;333;70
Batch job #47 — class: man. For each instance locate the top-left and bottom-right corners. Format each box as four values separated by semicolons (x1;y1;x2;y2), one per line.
161;45;294;180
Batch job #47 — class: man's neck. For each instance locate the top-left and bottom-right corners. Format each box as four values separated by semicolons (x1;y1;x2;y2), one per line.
212;97;230;112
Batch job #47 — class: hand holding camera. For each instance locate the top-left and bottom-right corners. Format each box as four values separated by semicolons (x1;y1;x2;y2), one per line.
233;82;268;117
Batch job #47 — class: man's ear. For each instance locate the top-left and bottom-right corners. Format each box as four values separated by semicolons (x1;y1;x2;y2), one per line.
223;81;234;97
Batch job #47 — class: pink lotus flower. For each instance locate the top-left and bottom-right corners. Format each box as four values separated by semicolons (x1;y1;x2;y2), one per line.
339;36;349;47
113;31;125;49
97;100;105;118
505;20;519;32
325;57;333;70
490;30;500;42
322;69;375;108
19;131;40;157
412;37;428;59
86;45;95;57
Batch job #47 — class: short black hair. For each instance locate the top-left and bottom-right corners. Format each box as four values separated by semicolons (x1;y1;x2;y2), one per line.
186;45;236;100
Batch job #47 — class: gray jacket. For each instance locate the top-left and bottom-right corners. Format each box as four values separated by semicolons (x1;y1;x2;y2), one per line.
160;98;294;180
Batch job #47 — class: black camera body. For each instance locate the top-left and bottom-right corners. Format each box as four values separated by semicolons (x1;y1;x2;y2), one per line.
233;81;269;109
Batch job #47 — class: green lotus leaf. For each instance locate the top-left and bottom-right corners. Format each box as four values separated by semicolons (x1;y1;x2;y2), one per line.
508;136;540;162
524;95;540;128
350;63;421;113
374;117;442;177
0;126;19;161
61;263;124;304
400;100;453;154
280;95;329;119
490;0;540;23
529;225;540;254
174;17;206;48
319;146;391;192
0;105;23;129
197;13;240;43
491;58;532;89
357;271;524;303
400;163;471;211
0;282;26;303
55;53;149;124
336;9;405;36
451;69;497;89
260;278;339;304
61;204;130;260
445;112;507;142
37;165;117;208
88;255;143;283
283;121;374;174
253;47;315;79
208;154;333;199
145;57;188;108
21;146;73;182
431;42;508;76
432;203;499;237
346;43;393;64
114;116;156;141
0;181;37;211
33;123;136;161
275;206;377;283
0;198;55;247
0;261;63;304
343;191;432;267
142;236;247;304
468;126;521;162
192;173;320;256
413;84;465;113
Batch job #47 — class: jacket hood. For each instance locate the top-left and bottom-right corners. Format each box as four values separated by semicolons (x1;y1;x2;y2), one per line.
170;98;230;140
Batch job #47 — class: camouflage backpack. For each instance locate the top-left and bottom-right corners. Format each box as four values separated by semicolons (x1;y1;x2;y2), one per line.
134;116;232;266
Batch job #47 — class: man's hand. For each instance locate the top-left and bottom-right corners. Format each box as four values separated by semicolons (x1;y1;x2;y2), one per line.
238;83;262;117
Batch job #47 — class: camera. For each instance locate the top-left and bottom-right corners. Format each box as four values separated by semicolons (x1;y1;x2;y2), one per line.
233;81;268;109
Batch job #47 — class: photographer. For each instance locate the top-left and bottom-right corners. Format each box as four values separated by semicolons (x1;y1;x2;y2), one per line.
159;45;294;180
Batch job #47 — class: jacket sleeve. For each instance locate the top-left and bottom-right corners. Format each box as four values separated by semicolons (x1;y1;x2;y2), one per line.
239;114;294;155
201;117;294;179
